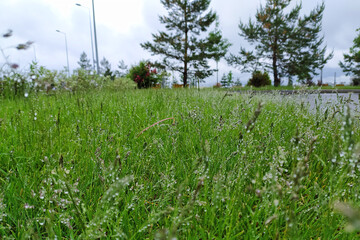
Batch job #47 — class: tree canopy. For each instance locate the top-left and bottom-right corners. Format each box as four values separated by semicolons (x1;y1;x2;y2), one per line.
339;28;360;82
77;52;92;72
141;0;230;87
228;0;332;86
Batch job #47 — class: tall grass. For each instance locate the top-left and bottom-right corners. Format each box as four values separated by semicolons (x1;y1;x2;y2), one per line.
0;89;360;239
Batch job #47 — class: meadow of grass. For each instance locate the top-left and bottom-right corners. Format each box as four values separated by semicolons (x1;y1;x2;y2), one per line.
1;89;360;239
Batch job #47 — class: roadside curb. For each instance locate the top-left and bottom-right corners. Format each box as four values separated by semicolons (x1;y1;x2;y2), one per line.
235;89;360;95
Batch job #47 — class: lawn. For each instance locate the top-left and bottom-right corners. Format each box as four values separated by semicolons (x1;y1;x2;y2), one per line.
1;89;360;239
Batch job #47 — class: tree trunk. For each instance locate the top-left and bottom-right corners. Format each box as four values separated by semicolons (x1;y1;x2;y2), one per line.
216;61;219;84
273;65;280;86
183;3;188;88
272;37;280;87
183;64;188;87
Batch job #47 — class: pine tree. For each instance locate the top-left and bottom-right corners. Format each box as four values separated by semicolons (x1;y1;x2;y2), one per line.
220;73;228;88
284;3;333;85
234;77;242;87
141;0;230;87
227;71;233;87
100;57;115;80
77;52;92;71
115;60;128;77
100;57;111;74
228;0;332;87
207;20;231;84
339;28;360;85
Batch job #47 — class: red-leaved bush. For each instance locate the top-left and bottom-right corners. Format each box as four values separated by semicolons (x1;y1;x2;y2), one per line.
128;61;159;89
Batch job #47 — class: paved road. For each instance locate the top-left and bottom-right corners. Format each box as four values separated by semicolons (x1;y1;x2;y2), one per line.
237;89;360;95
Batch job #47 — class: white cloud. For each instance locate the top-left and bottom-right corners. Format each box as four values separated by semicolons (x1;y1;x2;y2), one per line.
326;49;347;69
94;0;145;35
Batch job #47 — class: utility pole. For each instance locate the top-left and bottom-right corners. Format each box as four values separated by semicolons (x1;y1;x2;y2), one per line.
33;44;37;62
76;3;96;71
320;68;323;85
216;61;219;84
56;30;70;77
92;0;100;74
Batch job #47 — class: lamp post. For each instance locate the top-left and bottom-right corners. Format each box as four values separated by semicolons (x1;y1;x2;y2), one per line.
56;30;70;77
76;3;95;71
91;0;100;74
33;44;37;62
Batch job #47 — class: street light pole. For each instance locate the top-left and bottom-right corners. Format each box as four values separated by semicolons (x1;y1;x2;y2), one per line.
76;3;95;71
33;44;37;62
92;0;100;74
56;30;70;77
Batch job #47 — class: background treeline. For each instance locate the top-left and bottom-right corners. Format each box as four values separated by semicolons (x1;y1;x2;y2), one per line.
1;0;360;98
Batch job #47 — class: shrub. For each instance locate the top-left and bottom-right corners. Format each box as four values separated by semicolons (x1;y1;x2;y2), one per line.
213;83;221;88
128;61;159;89
63;69;113;91
29;61;60;92
103;77;136;90
247;70;271;87
152;84;161;89
0;72;28;98
65;69;94;91
172;83;189;88
351;78;360;86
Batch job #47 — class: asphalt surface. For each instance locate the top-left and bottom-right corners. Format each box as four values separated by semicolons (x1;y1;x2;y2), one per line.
236;89;360;95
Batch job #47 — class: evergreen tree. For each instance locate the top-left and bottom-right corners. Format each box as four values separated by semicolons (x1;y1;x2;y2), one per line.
208;20;231;84
104;68;116;80
227;71;233;87
220;73;228;87
100;57;111;74
141;0;230;87
77;52;92;71
234;77;242;87
228;0;332;87
284;3;333;85
219;71;233;88
115;60;128;77
100;57;115;80
339;28;360;84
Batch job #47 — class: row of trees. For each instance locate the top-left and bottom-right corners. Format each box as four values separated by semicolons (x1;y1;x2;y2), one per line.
77;52;127;79
141;0;334;87
77;53;166;89
72;0;360;88
4;0;358;92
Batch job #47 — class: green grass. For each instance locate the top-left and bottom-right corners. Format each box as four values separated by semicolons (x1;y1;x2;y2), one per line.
1;89;360;239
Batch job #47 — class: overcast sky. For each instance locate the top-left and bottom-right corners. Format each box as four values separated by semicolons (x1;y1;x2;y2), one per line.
1;0;359;86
